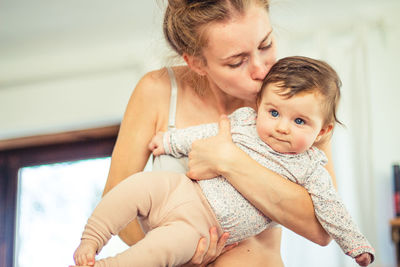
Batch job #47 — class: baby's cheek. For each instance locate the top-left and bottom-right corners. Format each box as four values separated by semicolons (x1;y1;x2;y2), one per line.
293;134;314;153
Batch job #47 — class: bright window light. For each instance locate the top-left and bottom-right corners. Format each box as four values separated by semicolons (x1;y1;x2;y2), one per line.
14;157;129;267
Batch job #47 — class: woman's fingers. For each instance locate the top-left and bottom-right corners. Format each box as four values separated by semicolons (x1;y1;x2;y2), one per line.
187;228;234;266
186;115;234;180
216;232;232;254
190;237;208;264
217;115;232;140
201;228;232;264
203;227;219;260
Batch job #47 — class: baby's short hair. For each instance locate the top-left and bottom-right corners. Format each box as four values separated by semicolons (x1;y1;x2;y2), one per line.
258;56;342;126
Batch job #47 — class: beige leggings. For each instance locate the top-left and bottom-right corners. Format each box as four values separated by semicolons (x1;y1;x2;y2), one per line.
81;171;221;267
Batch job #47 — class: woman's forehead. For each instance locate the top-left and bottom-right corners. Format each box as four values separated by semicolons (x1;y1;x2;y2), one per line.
203;6;271;59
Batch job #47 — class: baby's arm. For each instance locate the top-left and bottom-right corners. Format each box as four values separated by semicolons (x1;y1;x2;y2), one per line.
149;123;219;158
302;166;375;265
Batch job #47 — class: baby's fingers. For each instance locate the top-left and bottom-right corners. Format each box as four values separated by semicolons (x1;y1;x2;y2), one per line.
148;140;157;151
75;253;95;266
355;253;371;266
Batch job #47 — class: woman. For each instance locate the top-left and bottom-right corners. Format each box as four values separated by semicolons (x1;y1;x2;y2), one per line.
102;1;335;266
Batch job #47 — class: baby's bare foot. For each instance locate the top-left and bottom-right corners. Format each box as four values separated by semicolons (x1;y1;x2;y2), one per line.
73;239;97;266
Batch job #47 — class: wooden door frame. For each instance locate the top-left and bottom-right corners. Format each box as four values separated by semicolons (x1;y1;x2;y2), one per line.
0;125;119;267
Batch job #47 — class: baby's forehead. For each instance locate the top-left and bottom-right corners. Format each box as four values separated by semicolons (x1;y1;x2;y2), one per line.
260;84;324;102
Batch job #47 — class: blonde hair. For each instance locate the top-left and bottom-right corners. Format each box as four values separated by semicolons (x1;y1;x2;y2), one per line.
163;0;270;94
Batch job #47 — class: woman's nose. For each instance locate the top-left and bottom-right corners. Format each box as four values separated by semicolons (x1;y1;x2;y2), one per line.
250;58;268;81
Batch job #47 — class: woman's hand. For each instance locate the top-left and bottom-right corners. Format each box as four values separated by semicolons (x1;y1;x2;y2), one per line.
181;227;237;267
187;115;235;180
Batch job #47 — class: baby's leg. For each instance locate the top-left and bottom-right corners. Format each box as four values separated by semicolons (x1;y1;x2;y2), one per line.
94;175;219;267
74;171;184;264
95;219;202;267
75;171;219;266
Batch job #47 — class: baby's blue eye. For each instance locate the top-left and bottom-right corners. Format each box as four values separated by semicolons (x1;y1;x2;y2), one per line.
270;110;279;117
295;118;305;125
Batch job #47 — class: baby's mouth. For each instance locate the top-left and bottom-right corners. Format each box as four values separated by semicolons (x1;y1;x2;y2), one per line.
273;136;289;143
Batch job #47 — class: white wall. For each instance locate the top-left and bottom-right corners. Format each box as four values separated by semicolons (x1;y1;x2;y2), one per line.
1;0;399;266
0;0;167;139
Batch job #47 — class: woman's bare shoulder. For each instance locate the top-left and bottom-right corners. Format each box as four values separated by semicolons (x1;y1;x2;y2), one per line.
133;66;188;101
135;68;170;97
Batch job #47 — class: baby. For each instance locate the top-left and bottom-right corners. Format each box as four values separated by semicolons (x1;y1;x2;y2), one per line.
73;56;374;267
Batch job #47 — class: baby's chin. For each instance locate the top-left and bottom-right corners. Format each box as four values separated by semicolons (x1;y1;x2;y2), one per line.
268;143;290;154
269;143;302;155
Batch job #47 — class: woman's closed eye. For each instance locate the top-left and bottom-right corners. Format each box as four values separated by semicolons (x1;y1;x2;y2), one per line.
228;57;248;68
227;39;272;68
259;40;272;51
228;61;243;68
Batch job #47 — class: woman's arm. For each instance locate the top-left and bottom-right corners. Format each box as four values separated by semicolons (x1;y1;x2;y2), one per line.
102;70;170;245
187;116;334;246
315;140;337;189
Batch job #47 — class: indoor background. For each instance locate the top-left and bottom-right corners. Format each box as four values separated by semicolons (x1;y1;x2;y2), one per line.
0;0;399;266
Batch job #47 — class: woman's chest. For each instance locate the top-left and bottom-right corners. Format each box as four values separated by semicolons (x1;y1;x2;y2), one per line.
174;93;221;128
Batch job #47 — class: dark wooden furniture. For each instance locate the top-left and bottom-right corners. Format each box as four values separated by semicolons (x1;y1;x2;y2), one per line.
391;218;400;267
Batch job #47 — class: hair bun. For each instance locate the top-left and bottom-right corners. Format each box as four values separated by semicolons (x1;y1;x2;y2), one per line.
167;0;186;8
186;0;218;4
168;0;218;8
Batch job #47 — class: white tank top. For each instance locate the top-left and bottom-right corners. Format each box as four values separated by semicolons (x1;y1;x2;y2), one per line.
152;67;188;173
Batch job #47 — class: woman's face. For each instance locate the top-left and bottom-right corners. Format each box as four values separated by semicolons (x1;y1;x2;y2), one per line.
200;5;277;102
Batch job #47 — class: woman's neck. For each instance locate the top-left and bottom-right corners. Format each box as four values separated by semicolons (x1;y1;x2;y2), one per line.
179;65;256;115
206;82;256;115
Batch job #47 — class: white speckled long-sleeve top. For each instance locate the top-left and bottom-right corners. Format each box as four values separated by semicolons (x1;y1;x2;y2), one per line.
163;107;375;261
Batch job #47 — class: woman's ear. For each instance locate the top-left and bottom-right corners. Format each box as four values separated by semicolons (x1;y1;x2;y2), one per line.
183;53;207;76
315;124;333;143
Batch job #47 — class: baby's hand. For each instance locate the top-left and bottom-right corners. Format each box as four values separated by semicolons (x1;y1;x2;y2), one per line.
355;253;372;266
148;132;166;156
73;240;97;266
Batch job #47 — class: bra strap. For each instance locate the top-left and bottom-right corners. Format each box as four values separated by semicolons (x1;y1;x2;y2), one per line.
166;67;178;130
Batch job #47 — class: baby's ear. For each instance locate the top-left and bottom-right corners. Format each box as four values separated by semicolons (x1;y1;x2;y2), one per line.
315;124;333;143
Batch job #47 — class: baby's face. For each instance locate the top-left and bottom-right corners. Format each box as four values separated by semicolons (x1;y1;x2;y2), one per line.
256;84;326;154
